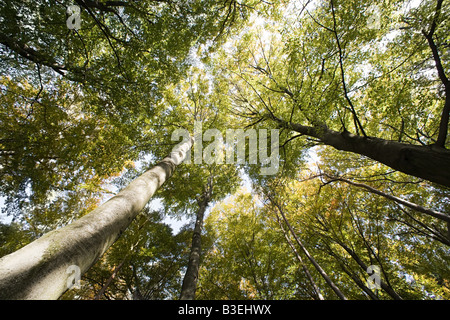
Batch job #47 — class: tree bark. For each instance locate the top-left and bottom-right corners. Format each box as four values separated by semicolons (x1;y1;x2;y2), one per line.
320;174;450;223
274;118;450;188
274;210;324;300
0;137;193;300
335;241;403;300
268;194;347;300
94;258;127;300
179;191;211;300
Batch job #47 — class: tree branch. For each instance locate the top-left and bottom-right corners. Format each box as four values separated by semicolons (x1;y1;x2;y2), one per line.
265;191;348;300
422;0;449;148
0;35;67;76
330;0;367;138
319;173;450;223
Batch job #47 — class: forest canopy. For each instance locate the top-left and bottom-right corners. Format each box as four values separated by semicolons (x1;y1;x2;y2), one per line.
0;0;449;300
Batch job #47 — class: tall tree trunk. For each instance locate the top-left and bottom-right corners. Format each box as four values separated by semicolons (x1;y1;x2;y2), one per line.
273;118;450;188
268;194;347;300
0;138;193;300
274;210;324;300
180;184;212;300
335;241;403;300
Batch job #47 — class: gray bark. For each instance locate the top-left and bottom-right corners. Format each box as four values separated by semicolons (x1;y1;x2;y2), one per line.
274;118;450;188
274;210;324;300
179;183;212;300
0;138;193;300
268;194;347;300
321;174;450;223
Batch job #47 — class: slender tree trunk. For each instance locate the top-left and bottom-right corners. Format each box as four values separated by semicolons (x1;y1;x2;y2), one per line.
273;118;450;188
94;258;127;300
335;241;403;300
274;211;324;300
323;244;379;300
320;173;450;245
179;192;211;300
340;265;380;300
268;194;347;300
0;138;193;300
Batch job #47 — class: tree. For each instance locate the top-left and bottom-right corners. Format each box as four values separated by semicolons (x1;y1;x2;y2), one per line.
61;207;191;300
146;65;243;300
0;137;192;299
179;175;213;300
0;0;260;216
198;191;310;299
1;0;449;301
258;166;449;299
214;0;450;187
0;0;260;299
264;189;348;300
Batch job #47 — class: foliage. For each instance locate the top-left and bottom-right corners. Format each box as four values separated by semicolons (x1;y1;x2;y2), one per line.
198;191;306;299
1;0;449;300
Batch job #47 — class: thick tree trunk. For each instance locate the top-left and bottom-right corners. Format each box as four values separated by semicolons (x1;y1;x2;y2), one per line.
0;138;193;300
179;192;211;300
276;119;450;188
